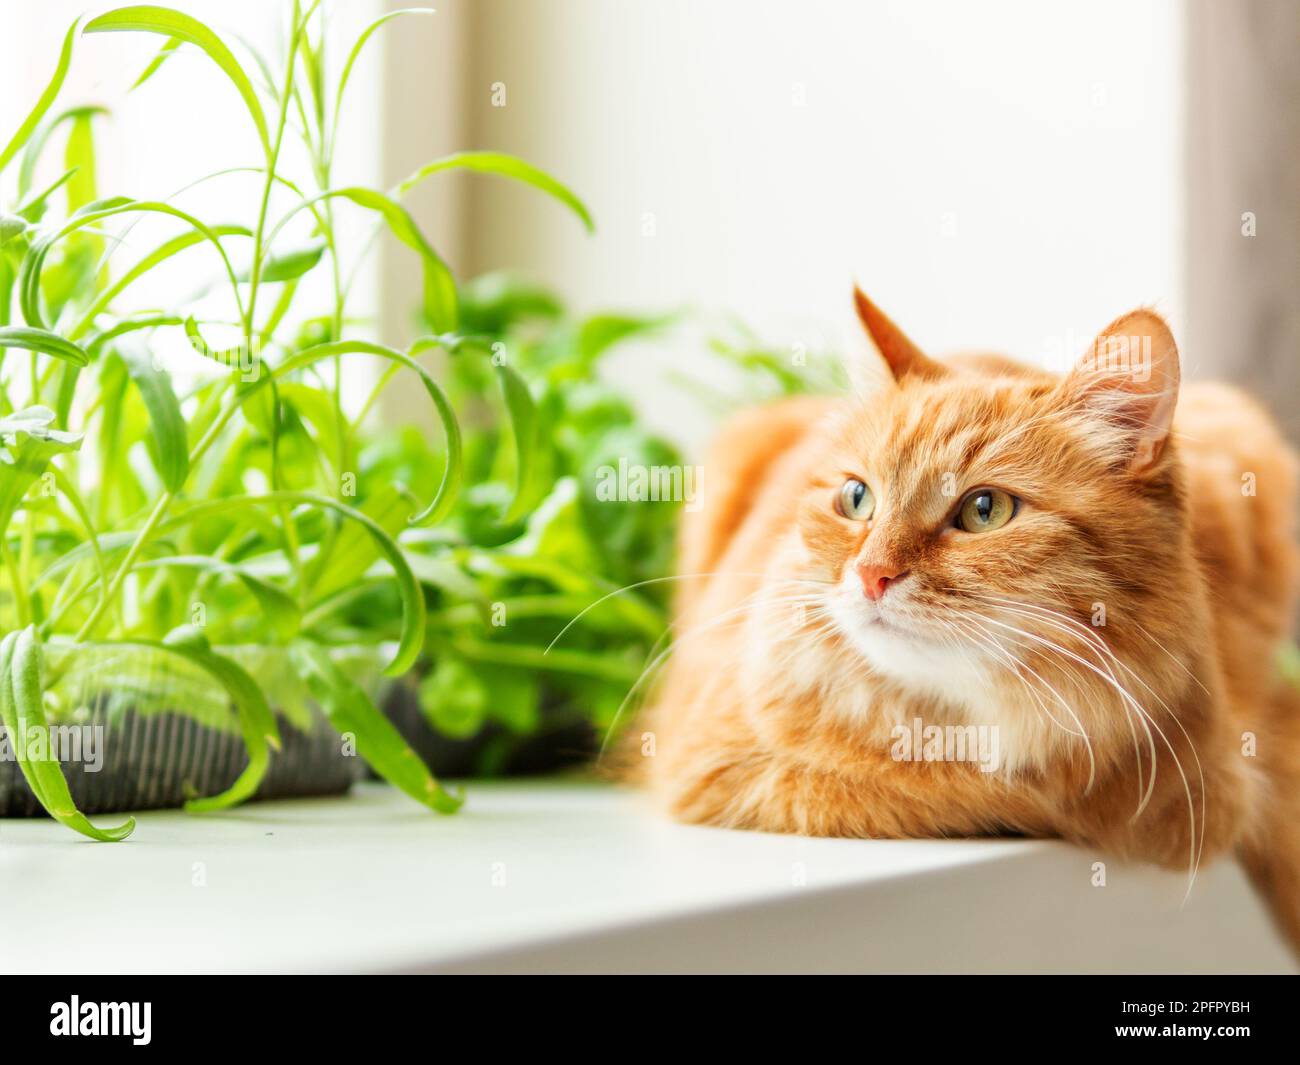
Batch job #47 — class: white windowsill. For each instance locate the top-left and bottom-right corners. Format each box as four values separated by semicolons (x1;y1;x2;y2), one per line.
0;780;1293;974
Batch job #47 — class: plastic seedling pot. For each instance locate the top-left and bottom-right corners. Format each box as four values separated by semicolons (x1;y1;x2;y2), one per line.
0;641;385;816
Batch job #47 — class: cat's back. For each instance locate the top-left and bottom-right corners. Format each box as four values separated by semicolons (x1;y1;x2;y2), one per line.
1175;382;1299;666
675;394;837;611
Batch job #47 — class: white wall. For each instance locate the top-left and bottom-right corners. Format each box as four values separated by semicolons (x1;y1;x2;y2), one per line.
456;0;1184;374
4;2;1188;433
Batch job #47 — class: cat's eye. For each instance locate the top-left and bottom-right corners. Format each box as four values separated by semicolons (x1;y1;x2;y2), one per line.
835;478;875;521
955;488;1017;533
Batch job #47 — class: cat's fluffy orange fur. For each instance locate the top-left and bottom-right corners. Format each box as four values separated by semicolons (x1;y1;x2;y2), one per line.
642;288;1300;951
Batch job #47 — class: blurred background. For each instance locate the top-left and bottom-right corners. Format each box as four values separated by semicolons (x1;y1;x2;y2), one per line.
5;0;1294;447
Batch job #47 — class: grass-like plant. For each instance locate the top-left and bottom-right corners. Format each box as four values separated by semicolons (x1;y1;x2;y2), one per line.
0;2;591;839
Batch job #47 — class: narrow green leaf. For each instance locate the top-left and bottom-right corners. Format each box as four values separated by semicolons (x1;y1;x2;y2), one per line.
330;9;433;153
246;239;325;283
15;167;78;223
86;314;184;357
0;19;80;175
0;634;45;811
273;381;341;463
307;483;413;600
93;357;130;526
54;363;82;428
156;627;281;812
64;112;99;214
131;35;181;89
72;194;134;215
237;372;279;444
84;7;271;159
266;188;456;331
112;341;189;491
398;151;595;233
296;23;325;130
578;312;674;364
495;360;539;522
0;326;89;367
0;628;136;841
183;315;250;371
401;334;534;525
16;105;109;200
290;640;462;813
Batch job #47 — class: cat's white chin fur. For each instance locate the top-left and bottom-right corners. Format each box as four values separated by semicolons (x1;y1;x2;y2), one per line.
821;585;1046;776
827;593;990;708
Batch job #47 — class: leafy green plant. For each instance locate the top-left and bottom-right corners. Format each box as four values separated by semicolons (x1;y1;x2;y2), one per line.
0;3;591;837
338;275;841;772
341;276;678;768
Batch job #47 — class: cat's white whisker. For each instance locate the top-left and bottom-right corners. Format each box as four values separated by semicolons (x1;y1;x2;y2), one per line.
974;610;1201;893
545;570;833;655
973;593;1208;871
958;614;1098;788
600;586;835;758
945;618;1077;754
970;595;1159;815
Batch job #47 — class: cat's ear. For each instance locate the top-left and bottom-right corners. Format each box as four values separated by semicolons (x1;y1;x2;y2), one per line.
852;286;945;383
1061;308;1181;471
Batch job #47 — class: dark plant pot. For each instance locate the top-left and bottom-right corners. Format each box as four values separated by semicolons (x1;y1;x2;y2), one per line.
381;673;597;779
0;642;375;818
0;704;359;816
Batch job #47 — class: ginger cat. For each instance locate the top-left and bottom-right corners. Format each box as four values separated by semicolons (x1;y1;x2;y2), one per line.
642;288;1300;953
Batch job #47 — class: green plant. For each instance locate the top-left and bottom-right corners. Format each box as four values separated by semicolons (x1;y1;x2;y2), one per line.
0;3;590;837
339;275;843;769
343;276;678;765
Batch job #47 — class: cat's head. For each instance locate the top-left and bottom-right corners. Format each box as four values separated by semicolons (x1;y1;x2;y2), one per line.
797;288;1187;719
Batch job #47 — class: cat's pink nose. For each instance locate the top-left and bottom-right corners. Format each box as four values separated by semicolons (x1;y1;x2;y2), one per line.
857;562;907;601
